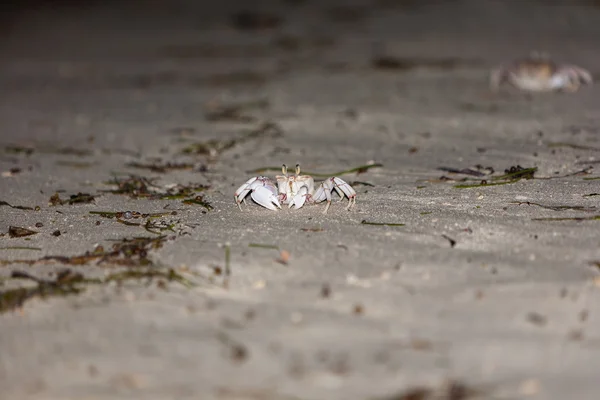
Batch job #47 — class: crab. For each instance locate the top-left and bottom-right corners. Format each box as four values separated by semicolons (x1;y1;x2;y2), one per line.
490;52;593;93
234;164;357;214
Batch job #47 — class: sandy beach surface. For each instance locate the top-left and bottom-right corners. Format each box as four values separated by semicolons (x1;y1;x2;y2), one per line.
1;0;600;399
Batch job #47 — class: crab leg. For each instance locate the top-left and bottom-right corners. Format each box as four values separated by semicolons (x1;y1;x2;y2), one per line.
333;177;357;209
557;65;593;92
313;177;357;214
489;67;508;92
566;65;593;85
234;177;258;210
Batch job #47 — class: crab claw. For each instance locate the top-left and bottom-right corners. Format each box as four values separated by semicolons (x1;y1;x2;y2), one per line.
313;177;357;214
288;186;309;209
234;176;281;211
251;186;281;211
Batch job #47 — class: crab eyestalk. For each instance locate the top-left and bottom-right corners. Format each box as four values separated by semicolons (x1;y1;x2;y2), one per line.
295;164;301;176
281;164;288;176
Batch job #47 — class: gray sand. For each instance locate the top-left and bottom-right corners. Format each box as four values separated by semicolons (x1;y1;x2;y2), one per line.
1;0;600;399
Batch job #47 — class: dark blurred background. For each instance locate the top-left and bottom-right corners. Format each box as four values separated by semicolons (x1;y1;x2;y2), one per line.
1;0;598;75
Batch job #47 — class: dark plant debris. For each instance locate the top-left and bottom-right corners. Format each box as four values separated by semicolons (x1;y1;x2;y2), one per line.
0;267;195;313
90;210;176;220
248;243;280;250
430;165;536;186
547;142;600;152
0;246;42;251
493;165;537;180
441;234;456;248
206;244;233;287
101;268;195;288
126;161;196;173
527;312;547;327
101;175;212;209
361;220;405;227
224;243;231;277
320;283;331;298
158;183;211;201
0;200;34;211
204;98;269;123
181;121;283;156
49;192;96;206
454;166;536;188
438;165;494;177
101;174;159;197
301;227;324;232
371;56;481;71
374;379;484;400
182;196;214;210
89;211;182;234
2;167;23;176
4;145;34;155
532;215;600;222
8;226;37;238
1;269;85;313
510;201;596;212
248;163;383;178
350;181;375;187
0;235;168;267
4;144;92;157
117;219;141;227
588;261;600;271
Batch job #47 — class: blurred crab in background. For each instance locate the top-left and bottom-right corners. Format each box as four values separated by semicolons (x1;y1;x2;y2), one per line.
490;52;593;92
234;164;356;214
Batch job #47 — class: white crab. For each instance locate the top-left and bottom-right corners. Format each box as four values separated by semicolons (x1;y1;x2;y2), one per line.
234;164;357;214
490;53;593;92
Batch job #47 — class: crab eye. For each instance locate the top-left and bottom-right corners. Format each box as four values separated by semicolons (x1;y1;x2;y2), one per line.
295;164;301;175
282;164;287;175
